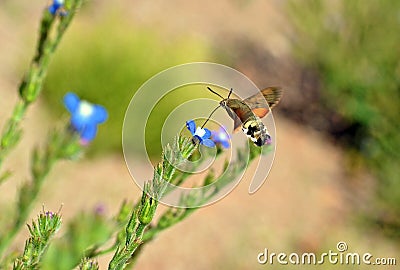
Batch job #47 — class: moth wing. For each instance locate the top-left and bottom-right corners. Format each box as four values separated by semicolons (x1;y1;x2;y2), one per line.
243;87;283;118
233;115;242;133
251;108;269;118
224;99;247;132
260;86;283;110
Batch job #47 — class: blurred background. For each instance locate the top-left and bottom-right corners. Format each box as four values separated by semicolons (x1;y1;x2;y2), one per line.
0;0;399;269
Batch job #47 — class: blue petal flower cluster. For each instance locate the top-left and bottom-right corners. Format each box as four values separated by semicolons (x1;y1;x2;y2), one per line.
186;120;215;147
211;127;230;149
63;93;107;143
48;0;67;16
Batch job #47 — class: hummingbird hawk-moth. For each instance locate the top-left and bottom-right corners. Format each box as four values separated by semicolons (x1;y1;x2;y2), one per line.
206;86;282;146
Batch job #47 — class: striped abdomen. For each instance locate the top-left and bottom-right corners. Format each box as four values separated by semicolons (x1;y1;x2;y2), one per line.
242;117;271;146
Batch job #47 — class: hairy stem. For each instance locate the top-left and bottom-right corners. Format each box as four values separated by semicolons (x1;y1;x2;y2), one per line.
108;137;196;270
0;130;81;258
0;0;83;173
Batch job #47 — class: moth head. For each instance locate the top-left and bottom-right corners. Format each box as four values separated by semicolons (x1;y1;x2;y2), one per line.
219;99;228;108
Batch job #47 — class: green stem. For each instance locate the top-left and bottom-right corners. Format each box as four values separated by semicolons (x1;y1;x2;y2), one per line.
108;137;196;270
83;140;264;268
0;131;81;258
0;101;28;167
128;142;264;266
0;0;83;173
0;0;83;257
13;211;62;269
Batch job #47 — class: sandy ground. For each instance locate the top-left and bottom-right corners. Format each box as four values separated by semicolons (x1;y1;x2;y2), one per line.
0;1;399;269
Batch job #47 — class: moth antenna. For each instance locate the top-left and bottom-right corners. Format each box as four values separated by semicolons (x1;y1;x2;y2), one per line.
227;88;233;99
201;105;221;129
207;87;225;100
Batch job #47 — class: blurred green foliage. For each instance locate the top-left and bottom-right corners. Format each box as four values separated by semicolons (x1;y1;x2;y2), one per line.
44;15;211;157
288;0;400;229
42;212;112;270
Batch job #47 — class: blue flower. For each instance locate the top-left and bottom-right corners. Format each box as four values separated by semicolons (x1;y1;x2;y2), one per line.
211;127;230;149
63;92;107;144
48;0;67;16
186;120;215;147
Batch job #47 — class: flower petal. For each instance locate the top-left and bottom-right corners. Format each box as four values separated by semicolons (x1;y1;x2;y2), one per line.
221;140;230;149
219;127;230;138
186;120;196;135
71;113;86;132
48;0;64;15
63;92;80;113
48;5;58;14
81;124;97;142
94;105;108;123
202;128;212;140
194;127;206;138
201;139;215;148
